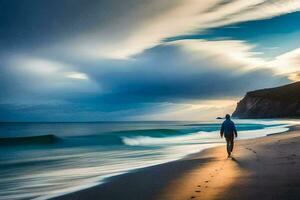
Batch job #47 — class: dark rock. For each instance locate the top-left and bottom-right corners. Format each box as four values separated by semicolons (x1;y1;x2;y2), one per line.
232;81;300;118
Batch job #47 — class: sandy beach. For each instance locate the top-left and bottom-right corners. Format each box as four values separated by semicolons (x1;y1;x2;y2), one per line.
52;125;300;200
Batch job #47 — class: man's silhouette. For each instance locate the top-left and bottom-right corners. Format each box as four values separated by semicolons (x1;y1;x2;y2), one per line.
220;114;237;157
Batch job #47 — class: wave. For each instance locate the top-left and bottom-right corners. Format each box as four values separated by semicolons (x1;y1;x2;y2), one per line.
112;128;182;136
122;125;290;146
0;134;59;145
122;131;209;146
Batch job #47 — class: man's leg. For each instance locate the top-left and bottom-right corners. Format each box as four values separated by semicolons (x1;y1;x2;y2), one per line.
230;137;234;153
225;137;231;156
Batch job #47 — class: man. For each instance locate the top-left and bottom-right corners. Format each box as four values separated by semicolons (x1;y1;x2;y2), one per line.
220;114;237;157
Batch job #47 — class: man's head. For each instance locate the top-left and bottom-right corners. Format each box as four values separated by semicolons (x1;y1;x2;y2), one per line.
225;114;231;120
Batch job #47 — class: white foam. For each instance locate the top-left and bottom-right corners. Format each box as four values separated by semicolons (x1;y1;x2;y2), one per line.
122;125;290;146
122;131;210;146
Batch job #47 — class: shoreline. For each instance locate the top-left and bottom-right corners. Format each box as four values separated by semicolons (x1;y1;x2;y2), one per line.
49;124;297;200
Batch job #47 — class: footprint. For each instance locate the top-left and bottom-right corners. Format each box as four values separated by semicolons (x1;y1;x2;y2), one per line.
205;180;209;183
195;190;201;193
197;185;201;187
190;196;195;199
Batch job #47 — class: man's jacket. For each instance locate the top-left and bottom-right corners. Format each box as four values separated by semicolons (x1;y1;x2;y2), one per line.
220;119;237;138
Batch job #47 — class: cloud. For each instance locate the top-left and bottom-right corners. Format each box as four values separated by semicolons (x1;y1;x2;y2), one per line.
78;40;288;104
4;0;297;60
7;55;92;83
172;39;300;82
1;56;100;106
1;37;294;121
9;56;71;75
170;39;266;72
65;72;89;80
5;38;296;109
61;0;300;60
268;48;300;81
0;1;299;121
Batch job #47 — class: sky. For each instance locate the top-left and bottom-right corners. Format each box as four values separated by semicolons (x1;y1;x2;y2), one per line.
1;0;300;121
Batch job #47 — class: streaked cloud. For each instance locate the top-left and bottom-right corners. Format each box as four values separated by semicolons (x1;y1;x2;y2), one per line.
172;39;300;82
170;39;266;72
65;72;89;80
8;56;90;82
268;48;300;81
2;0;300;62
62;0;300;60
0;1;300;121
1;56;99;108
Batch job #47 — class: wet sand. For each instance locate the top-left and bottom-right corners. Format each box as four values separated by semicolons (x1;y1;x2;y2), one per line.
52;126;300;200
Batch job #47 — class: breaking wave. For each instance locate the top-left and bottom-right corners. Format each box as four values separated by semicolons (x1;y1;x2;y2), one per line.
122;125;290;146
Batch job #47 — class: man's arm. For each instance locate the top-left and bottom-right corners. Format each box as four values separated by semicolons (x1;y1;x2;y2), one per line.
220;123;224;138
233;123;237;137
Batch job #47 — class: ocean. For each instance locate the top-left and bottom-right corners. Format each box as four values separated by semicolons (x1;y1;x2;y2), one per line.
0;120;291;200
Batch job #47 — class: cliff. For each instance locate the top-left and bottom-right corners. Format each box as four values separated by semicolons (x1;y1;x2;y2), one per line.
232;81;300;118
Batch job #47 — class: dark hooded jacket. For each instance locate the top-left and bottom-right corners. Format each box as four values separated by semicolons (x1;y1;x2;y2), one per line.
220;119;237;138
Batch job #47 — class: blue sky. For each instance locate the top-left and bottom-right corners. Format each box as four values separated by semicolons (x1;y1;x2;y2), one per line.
1;0;300;121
